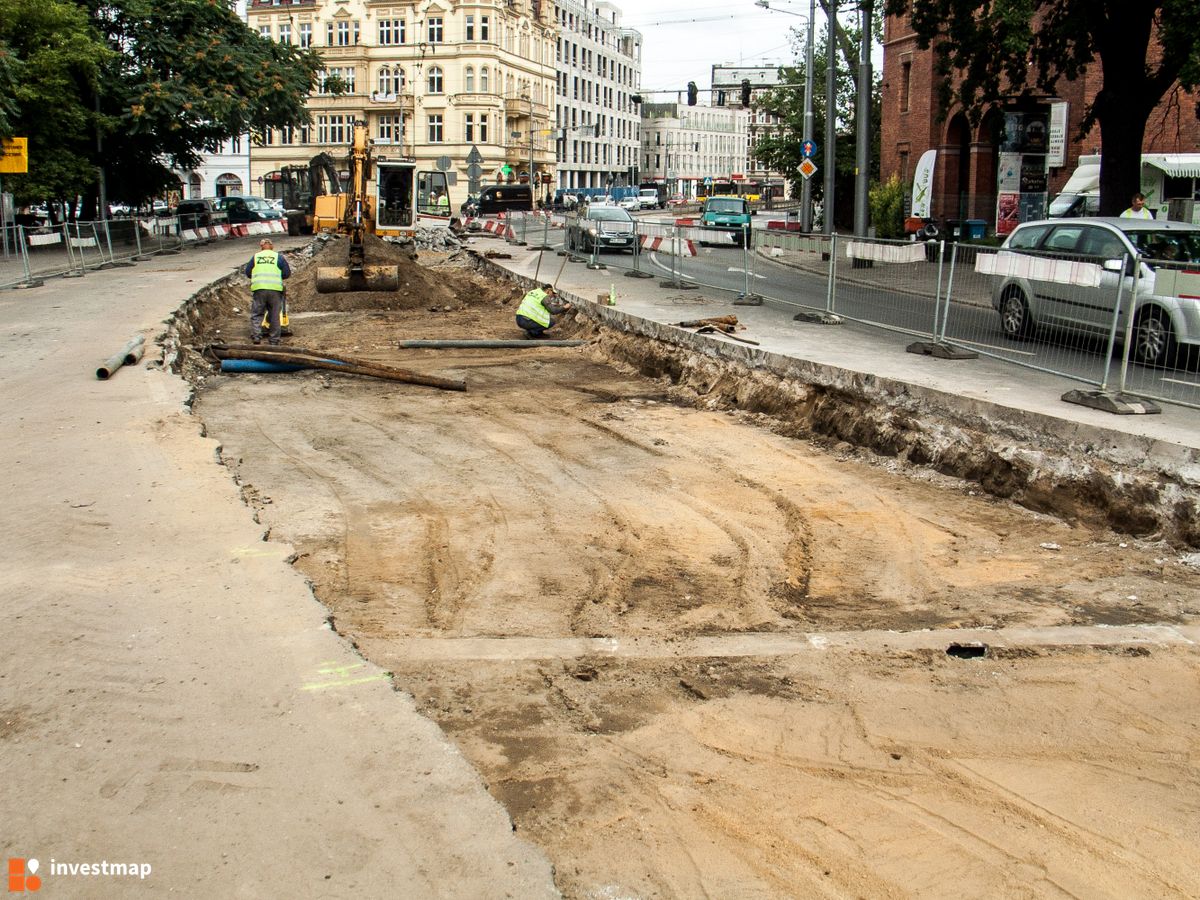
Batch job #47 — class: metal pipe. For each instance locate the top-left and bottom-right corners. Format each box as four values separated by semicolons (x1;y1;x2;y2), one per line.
1116;258;1142;394
398;339;586;349
823;0;836;235
1097;255;1129;392
221;359;309;373
96;335;146;379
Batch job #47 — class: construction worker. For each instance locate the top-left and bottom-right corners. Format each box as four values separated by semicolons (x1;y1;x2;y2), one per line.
435;191;451;215
1121;192;1154;219
243;238;292;345
515;283;571;339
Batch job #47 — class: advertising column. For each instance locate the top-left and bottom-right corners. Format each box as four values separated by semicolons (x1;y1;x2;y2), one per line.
996;108;1048;236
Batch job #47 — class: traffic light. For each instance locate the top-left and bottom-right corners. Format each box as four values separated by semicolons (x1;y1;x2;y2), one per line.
741;79;751;107
687;81;698;106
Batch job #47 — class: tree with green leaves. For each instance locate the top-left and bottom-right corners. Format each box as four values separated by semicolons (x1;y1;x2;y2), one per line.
1;0;321;213
751;17;880;226
884;0;1200;216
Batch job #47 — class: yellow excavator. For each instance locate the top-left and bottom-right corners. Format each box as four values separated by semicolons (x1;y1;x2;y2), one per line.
314;122;401;293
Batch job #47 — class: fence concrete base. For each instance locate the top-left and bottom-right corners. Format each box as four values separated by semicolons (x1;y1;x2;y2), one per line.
1061;389;1161;416
906;340;978;360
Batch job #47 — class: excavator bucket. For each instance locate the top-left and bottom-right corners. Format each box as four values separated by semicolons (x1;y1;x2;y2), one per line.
315;264;400;293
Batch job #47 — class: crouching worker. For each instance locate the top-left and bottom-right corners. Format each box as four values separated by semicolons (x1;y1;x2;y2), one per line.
515;284;572;339
243;238;292;345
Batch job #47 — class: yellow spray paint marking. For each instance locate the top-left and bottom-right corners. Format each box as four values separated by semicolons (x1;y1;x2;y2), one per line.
302;662;390;691
231;546;279;558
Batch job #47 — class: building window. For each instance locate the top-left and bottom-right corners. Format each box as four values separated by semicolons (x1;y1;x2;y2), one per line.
427;66;443;94
900;59;912;113
480;67;489;92
299;22;312;47
278;23;291;43
479;113;488;143
378;115;402;143
465;15;474;40
259;25;271;39
318;115;349;144
377;67;404;95
427;16;443;43
428;114;443;143
464;67;475;92
280;125;294;145
336;20;350;46
465;113;475;142
378;19;405;45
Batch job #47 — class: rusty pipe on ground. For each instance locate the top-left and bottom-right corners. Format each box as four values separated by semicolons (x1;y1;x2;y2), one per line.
97;335;146;380
212;346;466;391
397;340;586;349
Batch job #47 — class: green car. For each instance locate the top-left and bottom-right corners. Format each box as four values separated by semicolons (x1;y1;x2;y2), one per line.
700;195;753;247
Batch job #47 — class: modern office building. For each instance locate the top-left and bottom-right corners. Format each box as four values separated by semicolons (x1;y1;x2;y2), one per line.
640;103;750;199
710;65;789;200
246;0;557;207
552;0;642;193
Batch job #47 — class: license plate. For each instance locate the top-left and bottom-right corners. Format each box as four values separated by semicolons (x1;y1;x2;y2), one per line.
609;237;629;243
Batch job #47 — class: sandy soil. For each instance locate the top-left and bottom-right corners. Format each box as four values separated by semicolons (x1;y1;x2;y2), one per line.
190;239;1200;898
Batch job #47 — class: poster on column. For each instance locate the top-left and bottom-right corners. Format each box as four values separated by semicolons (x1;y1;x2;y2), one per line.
996;193;1020;236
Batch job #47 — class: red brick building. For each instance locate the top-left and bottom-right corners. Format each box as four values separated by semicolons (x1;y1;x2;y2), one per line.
880;13;1200;228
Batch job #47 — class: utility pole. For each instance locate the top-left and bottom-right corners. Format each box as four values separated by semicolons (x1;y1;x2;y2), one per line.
800;0;816;231
823;1;837;234
853;0;872;235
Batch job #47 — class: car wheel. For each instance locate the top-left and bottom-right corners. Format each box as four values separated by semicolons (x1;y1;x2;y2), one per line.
1133;309;1177;368
999;288;1033;339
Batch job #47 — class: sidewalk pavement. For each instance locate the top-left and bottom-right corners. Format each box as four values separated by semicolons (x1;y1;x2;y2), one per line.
483;237;1200;458
0;239;558;898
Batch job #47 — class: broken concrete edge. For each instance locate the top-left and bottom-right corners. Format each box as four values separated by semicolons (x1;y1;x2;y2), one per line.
471;251;1200;548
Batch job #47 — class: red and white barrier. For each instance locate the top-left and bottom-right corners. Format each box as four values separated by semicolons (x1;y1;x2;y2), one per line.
639;233;697;257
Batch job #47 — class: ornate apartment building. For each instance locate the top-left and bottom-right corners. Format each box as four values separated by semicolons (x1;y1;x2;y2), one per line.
552;0;642;193
246;0;557;206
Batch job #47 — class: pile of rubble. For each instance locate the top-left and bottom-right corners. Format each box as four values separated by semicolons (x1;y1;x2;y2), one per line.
384;227;466;253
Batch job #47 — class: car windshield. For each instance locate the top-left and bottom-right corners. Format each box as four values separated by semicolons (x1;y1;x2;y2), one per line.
589;208;632;222
243;197;273;211
706;199;745;214
1124;229;1200;264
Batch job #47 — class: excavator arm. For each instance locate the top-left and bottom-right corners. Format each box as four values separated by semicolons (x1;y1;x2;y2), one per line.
315;122;401;293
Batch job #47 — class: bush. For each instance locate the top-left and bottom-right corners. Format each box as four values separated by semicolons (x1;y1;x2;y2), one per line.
869;175;906;239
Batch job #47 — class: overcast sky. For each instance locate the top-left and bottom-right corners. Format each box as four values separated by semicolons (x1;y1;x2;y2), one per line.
620;0;821;98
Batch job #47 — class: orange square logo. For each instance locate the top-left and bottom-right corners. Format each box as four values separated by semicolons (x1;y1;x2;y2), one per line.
6;859;40;893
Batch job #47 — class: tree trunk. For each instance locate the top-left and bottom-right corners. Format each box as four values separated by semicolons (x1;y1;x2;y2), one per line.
1095;5;1158;217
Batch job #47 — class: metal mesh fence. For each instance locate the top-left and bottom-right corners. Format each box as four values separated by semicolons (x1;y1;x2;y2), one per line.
1;224;30;288
22;224;79;281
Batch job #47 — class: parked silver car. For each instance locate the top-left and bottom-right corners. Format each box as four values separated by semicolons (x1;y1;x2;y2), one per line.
990;217;1200;366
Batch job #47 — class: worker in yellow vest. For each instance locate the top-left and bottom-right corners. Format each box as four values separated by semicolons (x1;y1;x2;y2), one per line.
516;283;571;339
242;238;292;345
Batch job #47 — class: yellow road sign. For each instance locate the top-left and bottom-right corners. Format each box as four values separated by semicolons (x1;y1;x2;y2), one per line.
0;137;29;174
798;158;817;180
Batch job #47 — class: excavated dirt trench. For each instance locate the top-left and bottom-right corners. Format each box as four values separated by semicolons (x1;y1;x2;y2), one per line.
174;237;1200;898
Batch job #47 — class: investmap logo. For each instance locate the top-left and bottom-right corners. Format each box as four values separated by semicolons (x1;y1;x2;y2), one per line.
7;859;40;893
8;856;152;891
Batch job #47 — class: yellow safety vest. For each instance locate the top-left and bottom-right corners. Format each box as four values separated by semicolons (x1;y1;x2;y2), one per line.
516;288;551;327
250;250;284;292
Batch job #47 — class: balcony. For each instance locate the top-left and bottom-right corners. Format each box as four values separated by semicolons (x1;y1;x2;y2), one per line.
319;45;369;63
368;90;414;106
504;97;550;119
